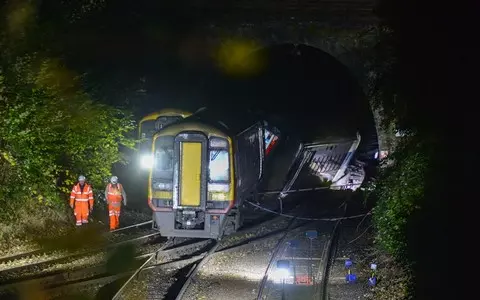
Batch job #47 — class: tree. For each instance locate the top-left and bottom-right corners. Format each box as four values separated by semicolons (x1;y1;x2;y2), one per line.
0;1;135;223
364;0;451;298
0;54;135;220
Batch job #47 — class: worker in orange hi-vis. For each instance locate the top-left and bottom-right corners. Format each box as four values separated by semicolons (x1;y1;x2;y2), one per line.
105;176;127;231
69;175;94;226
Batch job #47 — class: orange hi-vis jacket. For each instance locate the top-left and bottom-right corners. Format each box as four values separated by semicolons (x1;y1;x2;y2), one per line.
106;183;125;205
70;183;94;208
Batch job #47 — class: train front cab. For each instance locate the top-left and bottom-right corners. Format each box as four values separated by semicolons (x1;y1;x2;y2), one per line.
138;109;192;169
148;123;235;239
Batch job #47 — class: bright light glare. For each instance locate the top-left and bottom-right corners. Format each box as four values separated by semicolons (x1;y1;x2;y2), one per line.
270;268;291;284
140;154;154;169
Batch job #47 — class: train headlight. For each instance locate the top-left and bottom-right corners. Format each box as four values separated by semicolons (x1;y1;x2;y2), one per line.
208;184;230;192
140;154;154;169
154;182;173;191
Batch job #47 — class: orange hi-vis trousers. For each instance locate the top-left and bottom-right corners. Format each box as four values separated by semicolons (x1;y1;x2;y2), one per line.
70;183;94;226
108;201;122;230
74;201;90;226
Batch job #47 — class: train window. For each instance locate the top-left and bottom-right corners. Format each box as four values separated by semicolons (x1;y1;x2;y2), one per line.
209;150;229;182
155;116;183;130
153;136;175;180
155;148;173;171
140;120;156;139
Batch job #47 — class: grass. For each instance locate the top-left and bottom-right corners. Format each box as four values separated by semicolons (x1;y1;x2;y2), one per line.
0;203;74;256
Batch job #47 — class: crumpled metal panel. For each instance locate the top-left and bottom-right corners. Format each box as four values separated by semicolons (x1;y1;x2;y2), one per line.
306;140;353;182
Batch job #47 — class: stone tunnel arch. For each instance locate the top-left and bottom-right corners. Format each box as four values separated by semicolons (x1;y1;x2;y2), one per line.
193;22;384;158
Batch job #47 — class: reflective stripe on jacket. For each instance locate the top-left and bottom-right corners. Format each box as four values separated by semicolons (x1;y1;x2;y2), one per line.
70;183;94;207
105;183;126;205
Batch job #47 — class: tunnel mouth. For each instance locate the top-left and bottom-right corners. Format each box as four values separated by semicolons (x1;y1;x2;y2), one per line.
210;43;378;158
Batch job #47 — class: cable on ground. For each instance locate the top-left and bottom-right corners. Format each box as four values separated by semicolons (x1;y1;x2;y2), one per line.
244;200;371;221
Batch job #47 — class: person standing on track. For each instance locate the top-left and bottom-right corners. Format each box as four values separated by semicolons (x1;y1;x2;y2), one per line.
69;175;94;226
105;176;127;231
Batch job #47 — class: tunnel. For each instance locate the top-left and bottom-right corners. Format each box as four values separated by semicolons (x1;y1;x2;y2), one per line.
210;43;379;162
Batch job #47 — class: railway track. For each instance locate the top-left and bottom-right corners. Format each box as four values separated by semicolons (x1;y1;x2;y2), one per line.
109;237;219;300
0;251;153;293
0;222;159;292
154;197;346;300
257;204;346;300
0;211;290;299
0;233;162;282
256;216;304;299
170;205;312;300
108;209;301;299
0;238;213;299
0;221;153;266
1;198;346;299
172;240;220;300
317;220;341;300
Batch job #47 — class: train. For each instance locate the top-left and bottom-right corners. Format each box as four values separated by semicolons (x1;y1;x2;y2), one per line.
144;108;281;239
137;108;193;169
135;44;379;239
139;107;372;240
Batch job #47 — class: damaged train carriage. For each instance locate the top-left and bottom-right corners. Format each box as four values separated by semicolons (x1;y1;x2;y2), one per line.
148;111;276;239
277;133;366;199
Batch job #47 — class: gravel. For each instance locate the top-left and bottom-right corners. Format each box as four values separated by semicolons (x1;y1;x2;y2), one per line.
0;251;65;272
182;218;335;300
108;213;293;300
218;217;291;251
182;238;278;300
0;244;38;259
119;268;177;299
2;194;372;300
0;232;158;282
327;218;374;300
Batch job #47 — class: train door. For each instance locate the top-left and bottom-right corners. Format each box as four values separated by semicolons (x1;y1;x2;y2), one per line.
172;133;208;229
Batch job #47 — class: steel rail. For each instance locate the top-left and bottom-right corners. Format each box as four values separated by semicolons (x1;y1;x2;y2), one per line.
174;240;220;300
0;232;162;276
256;216;299;300
0;221;153;265
111;238;176;300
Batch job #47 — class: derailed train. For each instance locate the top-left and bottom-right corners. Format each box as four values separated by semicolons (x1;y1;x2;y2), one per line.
146;108;280;239
139;44;378;239
143;107;370;239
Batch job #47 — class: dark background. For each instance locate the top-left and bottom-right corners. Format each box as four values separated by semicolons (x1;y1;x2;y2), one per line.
32;0;459;299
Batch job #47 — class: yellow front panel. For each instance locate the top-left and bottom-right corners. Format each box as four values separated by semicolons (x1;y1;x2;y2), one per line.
180;142;202;206
152;191;173;199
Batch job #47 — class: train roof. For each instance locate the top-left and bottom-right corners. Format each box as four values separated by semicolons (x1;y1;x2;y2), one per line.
153;120;230;140
139;108;192;123
183;107;263;136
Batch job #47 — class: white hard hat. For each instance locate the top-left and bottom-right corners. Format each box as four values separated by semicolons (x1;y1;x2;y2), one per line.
78;175;86;182
110;176;118;184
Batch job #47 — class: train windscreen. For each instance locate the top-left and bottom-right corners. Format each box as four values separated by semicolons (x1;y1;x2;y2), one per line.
140;120;156;139
153;136;174;181
209;150;229;182
155;116;184;130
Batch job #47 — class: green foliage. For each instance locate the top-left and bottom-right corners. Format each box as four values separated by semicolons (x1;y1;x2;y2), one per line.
0;54;136;221
369;137;432;259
